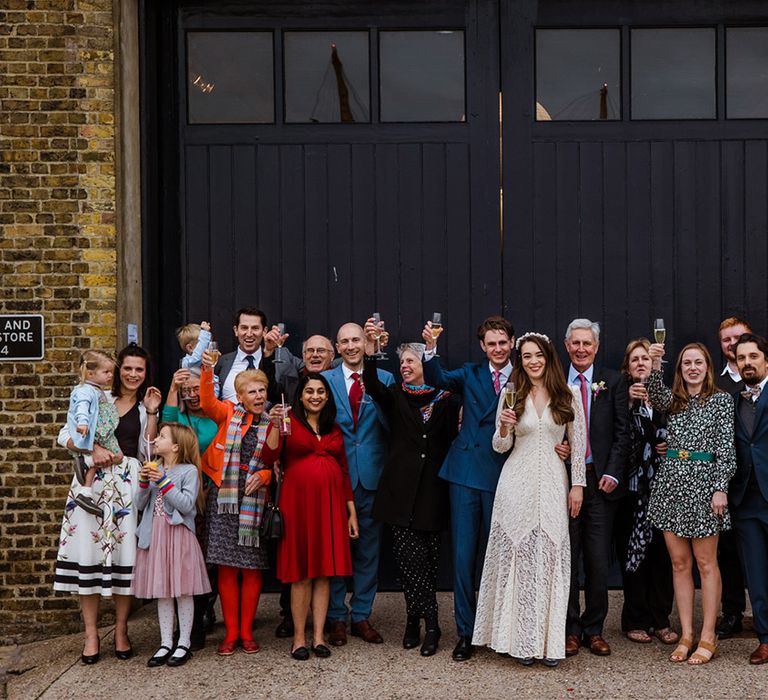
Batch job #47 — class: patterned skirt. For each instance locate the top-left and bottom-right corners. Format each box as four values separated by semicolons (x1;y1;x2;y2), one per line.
53;457;140;596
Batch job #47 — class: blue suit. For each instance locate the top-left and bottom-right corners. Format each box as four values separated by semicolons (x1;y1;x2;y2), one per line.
732;387;768;644
423;357;509;636
323;364;395;623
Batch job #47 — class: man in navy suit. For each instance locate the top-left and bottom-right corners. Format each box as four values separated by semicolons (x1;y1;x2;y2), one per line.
421;316;516;661
323;322;395;646
732;333;768;664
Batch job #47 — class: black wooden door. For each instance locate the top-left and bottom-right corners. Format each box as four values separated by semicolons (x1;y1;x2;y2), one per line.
502;0;768;369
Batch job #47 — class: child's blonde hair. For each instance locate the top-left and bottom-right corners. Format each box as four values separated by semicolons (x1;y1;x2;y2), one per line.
159;422;205;513
78;350;116;384
176;323;201;351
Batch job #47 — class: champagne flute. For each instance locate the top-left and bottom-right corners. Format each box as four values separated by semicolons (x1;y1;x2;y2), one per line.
633;374;648;415
431;312;443;357
279;392;292;435
208;340;221;368
503;381;516;410
274;323;286;364
372;312;388;360
653;319;667;364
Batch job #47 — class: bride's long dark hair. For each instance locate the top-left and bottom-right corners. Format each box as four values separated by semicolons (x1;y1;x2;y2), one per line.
512;335;574;425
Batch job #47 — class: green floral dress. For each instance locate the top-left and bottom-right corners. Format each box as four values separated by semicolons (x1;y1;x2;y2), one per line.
646;369;736;538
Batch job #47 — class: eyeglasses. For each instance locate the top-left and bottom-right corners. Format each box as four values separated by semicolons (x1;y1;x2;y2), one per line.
183;387;200;396
304;348;331;356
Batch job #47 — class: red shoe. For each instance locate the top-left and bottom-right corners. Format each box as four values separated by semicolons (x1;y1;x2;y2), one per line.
217;640;238;656
241;639;261;654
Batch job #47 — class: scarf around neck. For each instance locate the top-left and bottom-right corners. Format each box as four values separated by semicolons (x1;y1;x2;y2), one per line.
401;382;450;423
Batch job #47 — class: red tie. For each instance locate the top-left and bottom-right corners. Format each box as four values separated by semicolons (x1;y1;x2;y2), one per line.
492;370;502;395
578;373;592;459
349;372;363;430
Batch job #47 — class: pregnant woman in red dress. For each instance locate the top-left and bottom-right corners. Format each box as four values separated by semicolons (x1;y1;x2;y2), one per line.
263;372;359;661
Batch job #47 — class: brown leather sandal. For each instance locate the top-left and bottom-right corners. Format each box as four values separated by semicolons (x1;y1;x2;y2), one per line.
626;629;652;643
688;639;718;665
654;627;680;645
669;637;694;663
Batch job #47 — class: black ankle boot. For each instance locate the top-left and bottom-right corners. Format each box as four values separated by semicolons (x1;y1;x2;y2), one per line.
421;616;441;657
403;615;421;649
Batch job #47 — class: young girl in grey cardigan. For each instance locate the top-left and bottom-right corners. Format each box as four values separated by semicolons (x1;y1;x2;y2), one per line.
133;423;211;667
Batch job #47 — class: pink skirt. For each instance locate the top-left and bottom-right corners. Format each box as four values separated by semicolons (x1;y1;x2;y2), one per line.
133;516;211;599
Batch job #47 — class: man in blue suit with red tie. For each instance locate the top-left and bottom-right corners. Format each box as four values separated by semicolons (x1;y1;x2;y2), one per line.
323;322;395;646
732;333;768;665
421;316;516;661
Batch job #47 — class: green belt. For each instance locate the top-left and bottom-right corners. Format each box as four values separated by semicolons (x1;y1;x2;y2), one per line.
667;449;714;462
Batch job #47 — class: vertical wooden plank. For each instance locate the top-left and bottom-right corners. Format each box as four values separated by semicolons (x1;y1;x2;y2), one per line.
255;145;281;326
348;144;376;335
184;145;210;327
721;142;745;318
421;143;448;343
578;142;604;323
649;142;675;347
672;141;698;347
555;142;580;339
232;145;258;310
279;145;306;337
625;142;652;340
326;144;353;334
602;141;628;364
374;144;399;330
208;145;234;349
303;145;329;338
745;141;768;328
532;142;557;335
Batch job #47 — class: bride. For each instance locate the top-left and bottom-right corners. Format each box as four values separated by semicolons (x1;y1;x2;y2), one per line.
472;332;586;666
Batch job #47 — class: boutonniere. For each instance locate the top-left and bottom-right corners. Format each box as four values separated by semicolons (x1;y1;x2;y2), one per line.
591;380;607;397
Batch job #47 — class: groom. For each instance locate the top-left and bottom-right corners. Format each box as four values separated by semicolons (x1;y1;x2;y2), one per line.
732;333;768;664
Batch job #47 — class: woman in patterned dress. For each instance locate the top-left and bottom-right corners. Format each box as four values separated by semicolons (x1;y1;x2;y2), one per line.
647;342;736;665
54;344;162;663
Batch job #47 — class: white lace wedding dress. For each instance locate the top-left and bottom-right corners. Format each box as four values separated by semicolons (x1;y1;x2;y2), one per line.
472;388;587;659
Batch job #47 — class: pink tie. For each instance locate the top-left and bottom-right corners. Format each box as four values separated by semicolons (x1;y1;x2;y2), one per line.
578;373;592;459
492;370;502;395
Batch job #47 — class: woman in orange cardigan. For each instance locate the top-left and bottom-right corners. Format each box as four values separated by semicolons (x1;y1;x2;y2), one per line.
199;356;282;656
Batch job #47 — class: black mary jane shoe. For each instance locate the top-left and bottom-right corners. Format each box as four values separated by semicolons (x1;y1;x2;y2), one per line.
291;646;310;661
403;616;421;649
147;645;173;667
166;645;192;667
420;627;441;657
541;657;560;668
311;644;332;658
81;639;100;665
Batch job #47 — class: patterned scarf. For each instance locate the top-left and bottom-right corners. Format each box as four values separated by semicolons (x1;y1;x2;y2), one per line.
402;383;451;423
217;404;270;547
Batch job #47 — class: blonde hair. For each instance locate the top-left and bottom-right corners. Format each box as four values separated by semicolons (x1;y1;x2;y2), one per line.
159;422;205;513
78;350;116;384
176;323;201;351
234;369;268;394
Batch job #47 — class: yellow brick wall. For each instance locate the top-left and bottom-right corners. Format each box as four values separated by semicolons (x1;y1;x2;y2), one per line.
0;0;118;643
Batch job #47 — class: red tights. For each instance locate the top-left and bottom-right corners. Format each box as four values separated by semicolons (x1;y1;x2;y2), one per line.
218;565;263;643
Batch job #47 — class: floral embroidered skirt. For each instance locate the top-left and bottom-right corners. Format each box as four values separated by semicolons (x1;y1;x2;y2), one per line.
53;457;140;596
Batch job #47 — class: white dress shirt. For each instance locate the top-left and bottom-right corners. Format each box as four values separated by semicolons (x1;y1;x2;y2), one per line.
721;363;742;384
342;362;364;394
489;361;512;390
221;346;263;403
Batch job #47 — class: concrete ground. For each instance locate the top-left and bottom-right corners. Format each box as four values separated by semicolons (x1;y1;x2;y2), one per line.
2;591;765;700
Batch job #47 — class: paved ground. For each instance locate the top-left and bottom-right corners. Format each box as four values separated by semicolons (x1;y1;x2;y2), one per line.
2;592;765;699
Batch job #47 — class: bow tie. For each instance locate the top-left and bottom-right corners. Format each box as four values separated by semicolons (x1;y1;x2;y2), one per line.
742;386;762;402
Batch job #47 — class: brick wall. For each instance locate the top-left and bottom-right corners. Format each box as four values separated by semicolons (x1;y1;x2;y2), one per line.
0;0;118;644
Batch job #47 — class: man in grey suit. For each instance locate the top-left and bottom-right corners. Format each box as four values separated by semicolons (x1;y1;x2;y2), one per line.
216;306;267;401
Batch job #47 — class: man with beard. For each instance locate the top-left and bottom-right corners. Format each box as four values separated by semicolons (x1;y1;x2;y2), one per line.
732;333;768;664
716;317;752;639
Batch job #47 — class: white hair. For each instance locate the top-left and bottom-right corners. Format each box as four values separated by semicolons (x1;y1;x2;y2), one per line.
397;342;426;359
565;318;600;343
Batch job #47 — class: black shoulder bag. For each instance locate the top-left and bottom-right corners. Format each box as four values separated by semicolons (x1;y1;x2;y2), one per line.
260;465;284;541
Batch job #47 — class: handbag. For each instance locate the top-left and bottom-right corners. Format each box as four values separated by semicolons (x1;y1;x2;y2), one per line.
260;464;284;541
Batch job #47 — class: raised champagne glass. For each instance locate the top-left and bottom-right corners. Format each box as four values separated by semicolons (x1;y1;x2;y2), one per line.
372;312;388;360
208;340;221;368
431;312;443;357
653;319;667;364
504;381;516;410
275;323;286;364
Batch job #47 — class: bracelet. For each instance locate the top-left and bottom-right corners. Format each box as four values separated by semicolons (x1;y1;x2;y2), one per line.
146;410;158;415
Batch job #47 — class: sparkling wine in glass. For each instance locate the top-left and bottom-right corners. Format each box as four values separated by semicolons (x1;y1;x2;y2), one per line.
279;393;292;435
208;340;221;368
431;312;443;357
372;312;388;360
653;319;667;364
504;381;516;410
275;323;286;364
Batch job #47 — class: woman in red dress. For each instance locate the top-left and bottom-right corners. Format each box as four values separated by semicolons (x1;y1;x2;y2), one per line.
263;372;359;661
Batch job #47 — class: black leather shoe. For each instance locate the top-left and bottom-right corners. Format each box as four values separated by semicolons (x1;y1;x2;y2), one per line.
189;632;206;651
420;627;441;657
74;455;88;486
166;645;192;667
147;645;173;667
311;644;332;658
74;493;103;516
275;617;294;638
452;635;473;661
716;613;743;639
114;640;134;660
81;639;100;665
291;646;310;661
403;615;421;649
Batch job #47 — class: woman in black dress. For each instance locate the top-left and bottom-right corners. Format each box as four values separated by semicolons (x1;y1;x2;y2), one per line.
362;320;459;657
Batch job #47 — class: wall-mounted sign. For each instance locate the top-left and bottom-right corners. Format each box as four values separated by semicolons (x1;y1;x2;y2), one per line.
0;315;45;361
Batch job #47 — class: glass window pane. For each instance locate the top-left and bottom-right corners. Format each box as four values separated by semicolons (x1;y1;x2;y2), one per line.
284;32;370;123
380;30;465;122
187;32;274;124
535;29;620;121
727;28;768;119
631;28;716;120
